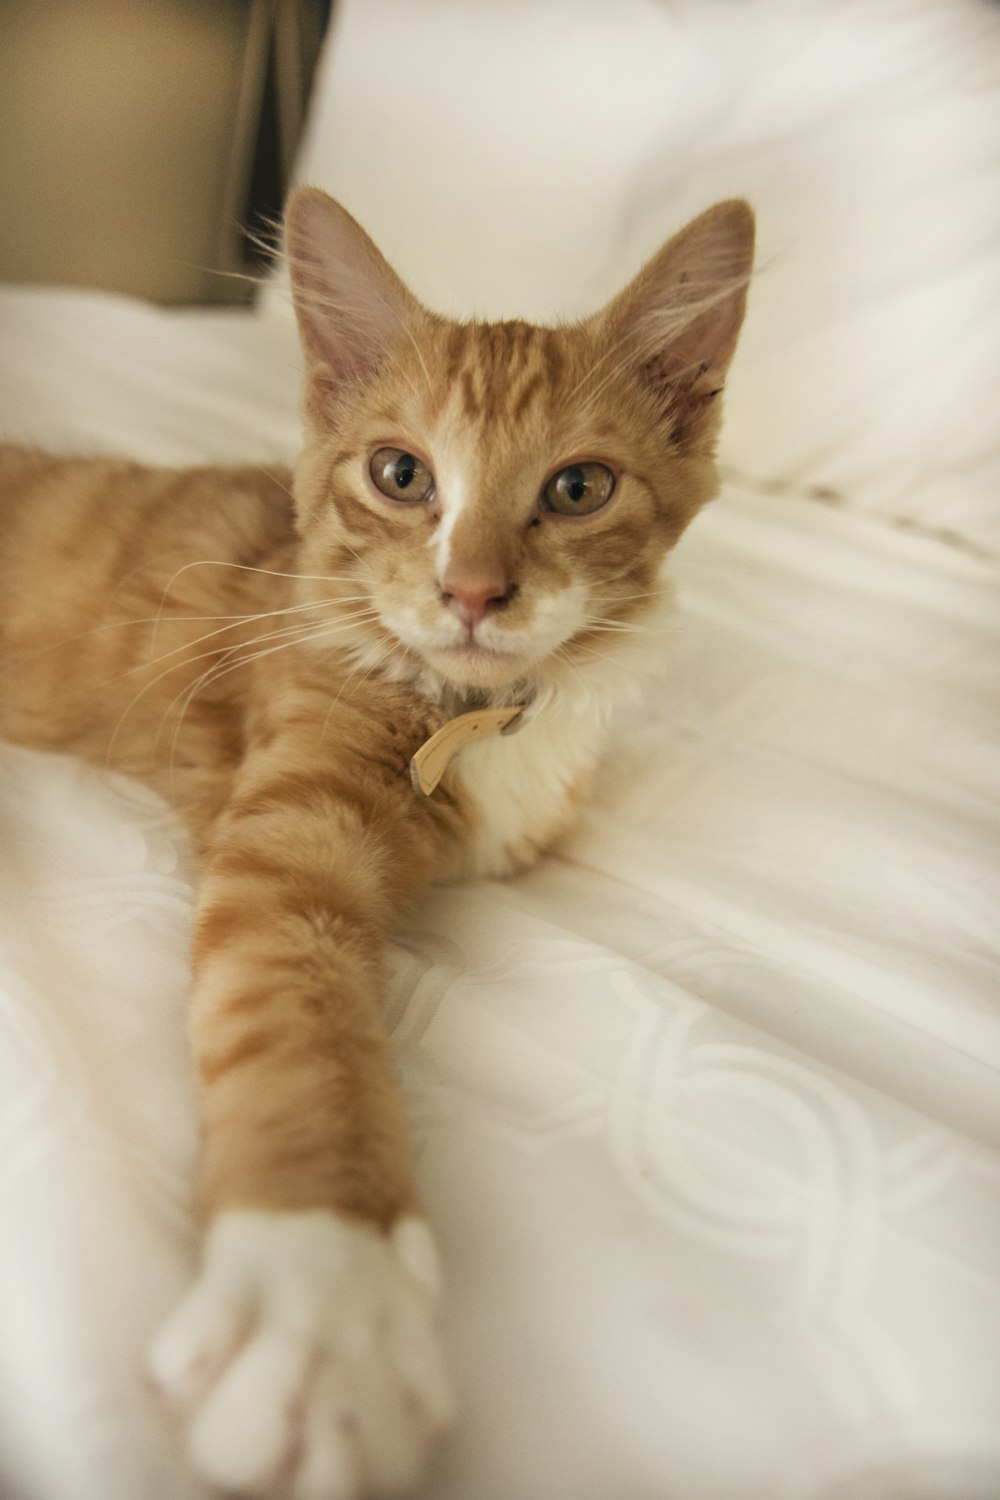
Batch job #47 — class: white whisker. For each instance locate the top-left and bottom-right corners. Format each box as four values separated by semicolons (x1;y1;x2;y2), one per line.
105;607;378;766
159;612;383;781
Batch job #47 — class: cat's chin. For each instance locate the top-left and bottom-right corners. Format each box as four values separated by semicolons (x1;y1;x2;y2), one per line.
423;643;535;695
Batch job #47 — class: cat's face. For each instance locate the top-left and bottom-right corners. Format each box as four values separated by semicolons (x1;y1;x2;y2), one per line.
287;191;754;696
293;319;715;694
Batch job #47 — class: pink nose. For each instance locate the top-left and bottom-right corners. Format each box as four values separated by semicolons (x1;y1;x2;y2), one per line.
440;571;514;631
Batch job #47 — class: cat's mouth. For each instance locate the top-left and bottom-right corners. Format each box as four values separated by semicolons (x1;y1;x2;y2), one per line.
443;640;507;660
377;602;563;690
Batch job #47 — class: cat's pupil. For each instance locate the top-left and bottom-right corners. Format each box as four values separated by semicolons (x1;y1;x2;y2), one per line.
564;467;586;503
394;456;416;490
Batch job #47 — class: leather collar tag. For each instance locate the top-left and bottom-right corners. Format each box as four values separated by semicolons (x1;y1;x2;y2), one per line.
410;705;525;796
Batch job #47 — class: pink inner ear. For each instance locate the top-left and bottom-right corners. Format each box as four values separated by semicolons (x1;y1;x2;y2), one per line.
650;286;749;392
606;200;755;421
285;189;418;387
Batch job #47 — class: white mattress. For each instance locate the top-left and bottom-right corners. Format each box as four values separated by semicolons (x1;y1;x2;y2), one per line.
1;284;998;1500
3;0;1000;1494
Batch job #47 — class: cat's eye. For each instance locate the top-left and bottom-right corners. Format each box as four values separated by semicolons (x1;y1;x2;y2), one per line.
541;462;616;517
369;447;435;504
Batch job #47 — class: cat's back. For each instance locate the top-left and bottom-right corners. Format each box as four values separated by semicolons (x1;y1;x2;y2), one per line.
0;442;297;763
0;442;295;572
0;443;296;627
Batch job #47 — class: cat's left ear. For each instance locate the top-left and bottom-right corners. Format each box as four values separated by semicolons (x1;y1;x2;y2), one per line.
597;199;755;445
285;188;422;416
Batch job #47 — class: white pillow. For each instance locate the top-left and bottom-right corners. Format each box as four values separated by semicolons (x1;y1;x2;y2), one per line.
281;0;1000;552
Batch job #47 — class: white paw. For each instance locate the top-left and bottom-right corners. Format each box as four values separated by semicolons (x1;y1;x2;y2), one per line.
147;1210;453;1499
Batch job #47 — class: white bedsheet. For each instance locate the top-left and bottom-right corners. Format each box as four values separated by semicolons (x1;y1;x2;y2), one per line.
1;285;998;1500
3;1;1000;1492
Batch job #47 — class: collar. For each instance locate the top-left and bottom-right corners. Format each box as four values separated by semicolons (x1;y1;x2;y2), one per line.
410;701;529;796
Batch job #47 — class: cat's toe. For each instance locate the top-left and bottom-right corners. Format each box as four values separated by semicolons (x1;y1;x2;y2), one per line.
186;1328;311;1493
294;1361;419;1500
146;1277;249;1414
146;1208;452;1500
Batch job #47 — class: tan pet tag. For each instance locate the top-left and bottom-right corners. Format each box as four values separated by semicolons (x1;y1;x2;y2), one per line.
410;706;525;796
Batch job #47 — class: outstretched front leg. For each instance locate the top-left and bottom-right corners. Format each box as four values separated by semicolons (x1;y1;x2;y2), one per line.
147;703;453;1500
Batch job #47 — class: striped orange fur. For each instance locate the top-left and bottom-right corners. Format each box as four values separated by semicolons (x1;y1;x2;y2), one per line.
0;188;753;1496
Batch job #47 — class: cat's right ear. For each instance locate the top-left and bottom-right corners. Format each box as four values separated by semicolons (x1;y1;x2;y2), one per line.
595;199;755;448
285;188;419;416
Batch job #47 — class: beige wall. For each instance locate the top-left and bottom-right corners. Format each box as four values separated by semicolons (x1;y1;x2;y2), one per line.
0;0;272;303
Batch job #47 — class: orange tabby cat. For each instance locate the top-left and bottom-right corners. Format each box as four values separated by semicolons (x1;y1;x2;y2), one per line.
0;188;753;1500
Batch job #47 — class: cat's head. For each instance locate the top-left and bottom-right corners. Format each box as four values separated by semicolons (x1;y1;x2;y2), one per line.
285;188;753;700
